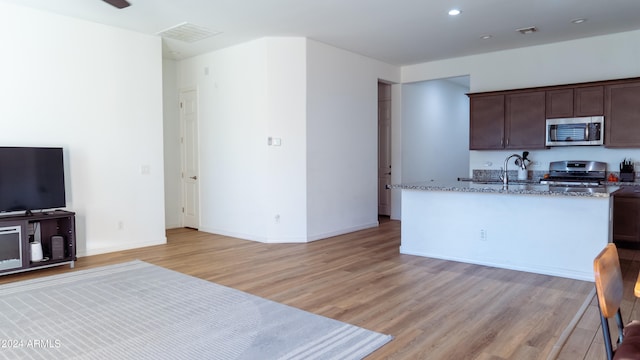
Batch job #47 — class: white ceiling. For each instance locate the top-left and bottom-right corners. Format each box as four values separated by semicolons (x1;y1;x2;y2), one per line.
3;0;640;66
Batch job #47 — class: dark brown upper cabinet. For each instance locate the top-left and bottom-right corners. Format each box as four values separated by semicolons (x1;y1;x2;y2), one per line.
505;91;546;149
574;86;604;116
469;92;546;150
546;86;603;118
546;88;574;118
469;94;504;150
606;81;640;148
470;77;640;150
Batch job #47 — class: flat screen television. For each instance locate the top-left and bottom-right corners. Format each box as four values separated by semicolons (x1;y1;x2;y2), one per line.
0;147;66;215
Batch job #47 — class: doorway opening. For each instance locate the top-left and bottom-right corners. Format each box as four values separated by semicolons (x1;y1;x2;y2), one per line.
378;82;392;217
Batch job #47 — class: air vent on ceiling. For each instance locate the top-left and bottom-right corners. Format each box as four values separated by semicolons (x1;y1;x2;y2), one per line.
516;26;538;35
157;22;221;43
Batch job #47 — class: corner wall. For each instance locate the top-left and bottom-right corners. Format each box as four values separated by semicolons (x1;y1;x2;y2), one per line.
306;40;400;240
178;40;271;241
176;38;400;243
265;38;308;242
0;2;166;255
176;38;311;242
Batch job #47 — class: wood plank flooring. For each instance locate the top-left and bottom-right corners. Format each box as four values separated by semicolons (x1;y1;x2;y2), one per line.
556;247;640;360
0;219;618;359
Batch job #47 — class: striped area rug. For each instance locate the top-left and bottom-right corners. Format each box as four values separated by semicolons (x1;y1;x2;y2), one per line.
0;261;392;359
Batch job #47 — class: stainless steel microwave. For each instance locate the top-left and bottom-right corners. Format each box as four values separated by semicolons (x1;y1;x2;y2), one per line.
545;116;604;146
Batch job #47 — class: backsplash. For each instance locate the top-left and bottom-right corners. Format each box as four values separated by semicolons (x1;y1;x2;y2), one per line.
472;169;545;182
472;169;640;183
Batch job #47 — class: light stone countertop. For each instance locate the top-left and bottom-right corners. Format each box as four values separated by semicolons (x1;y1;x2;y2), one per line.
390;180;619;198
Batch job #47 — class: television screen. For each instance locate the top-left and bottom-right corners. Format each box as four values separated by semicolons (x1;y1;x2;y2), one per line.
0;147;66;214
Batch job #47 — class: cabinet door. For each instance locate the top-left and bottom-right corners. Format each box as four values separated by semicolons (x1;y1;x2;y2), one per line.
0;220;28;272
574;86;604;116
546;89;574;118
505;91;546;149
469;94;504;150
606;82;640;147
613;196;640;243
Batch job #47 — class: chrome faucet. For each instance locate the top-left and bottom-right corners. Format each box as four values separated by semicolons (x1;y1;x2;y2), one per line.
501;154;526;185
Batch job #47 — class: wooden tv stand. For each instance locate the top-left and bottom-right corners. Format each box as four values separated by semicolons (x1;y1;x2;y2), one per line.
0;210;76;276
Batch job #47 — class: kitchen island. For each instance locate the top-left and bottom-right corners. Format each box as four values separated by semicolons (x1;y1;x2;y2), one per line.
392;181;619;281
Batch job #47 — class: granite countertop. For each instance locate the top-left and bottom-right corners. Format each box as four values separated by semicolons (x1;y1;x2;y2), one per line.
390;179;619;198
604;181;640;186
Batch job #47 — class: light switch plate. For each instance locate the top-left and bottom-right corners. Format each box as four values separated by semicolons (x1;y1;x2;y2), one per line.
268;137;282;146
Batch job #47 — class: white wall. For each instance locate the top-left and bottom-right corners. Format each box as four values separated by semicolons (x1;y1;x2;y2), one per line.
403;29;640;92
400;189;610;281
265;38;308;242
0;3;166;256
175;38;400;243
306;40;400;240
177;38;311;242
163;59;182;229
401;78;470;183
390;84;404;220
178;39;271;241
402;29;640;178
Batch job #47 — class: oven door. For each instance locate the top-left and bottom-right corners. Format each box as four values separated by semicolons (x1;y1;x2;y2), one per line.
546;116;604;146
548;185;606;194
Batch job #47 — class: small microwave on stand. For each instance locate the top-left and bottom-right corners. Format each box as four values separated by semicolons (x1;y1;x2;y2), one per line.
545;116;604;146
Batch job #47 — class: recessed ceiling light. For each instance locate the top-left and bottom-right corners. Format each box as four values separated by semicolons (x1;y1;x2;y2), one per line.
571;18;587;24
480;35;493;40
448;9;461;16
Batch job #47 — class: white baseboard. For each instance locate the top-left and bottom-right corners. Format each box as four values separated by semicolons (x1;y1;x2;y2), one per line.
197;227;268;243
399;247;593;282
199;222;380;244
78;238;167;257
165;223;182;230
306;222;379;242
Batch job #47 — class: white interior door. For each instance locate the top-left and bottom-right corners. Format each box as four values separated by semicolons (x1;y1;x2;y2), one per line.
181;89;199;229
378;82;392;216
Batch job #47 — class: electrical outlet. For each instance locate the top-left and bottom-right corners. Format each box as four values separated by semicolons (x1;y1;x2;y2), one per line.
480;229;487;241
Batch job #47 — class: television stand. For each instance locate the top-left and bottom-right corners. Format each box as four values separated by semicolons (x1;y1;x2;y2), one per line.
0;210;76;276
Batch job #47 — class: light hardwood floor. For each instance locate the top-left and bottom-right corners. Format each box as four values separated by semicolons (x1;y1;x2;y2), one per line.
556;247;640;360
1;219;627;359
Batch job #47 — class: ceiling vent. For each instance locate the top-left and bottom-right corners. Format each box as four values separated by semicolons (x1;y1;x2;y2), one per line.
516;26;538;35
157;22;222;43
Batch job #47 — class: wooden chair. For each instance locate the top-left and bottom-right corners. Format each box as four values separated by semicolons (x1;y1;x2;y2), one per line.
593;243;640;360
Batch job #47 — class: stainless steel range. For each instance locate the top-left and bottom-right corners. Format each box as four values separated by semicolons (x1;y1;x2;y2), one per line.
540;160;607;192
